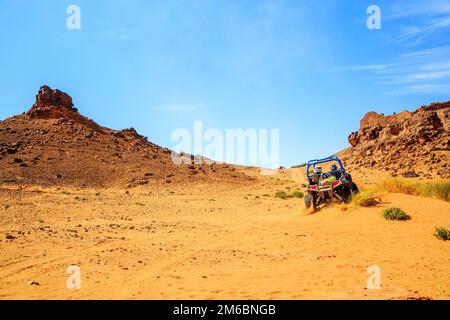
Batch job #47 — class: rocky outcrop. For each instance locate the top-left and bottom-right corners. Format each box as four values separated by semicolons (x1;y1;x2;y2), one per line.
26;85;104;132
27;85;77;118
35;85;74;109
0;86;251;187
341;101;450;179
348;132;359;147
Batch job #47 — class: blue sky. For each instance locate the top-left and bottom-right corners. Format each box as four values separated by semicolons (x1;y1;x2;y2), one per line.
1;0;449;167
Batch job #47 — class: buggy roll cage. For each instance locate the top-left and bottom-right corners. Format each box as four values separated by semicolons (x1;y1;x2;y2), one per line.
306;155;346;179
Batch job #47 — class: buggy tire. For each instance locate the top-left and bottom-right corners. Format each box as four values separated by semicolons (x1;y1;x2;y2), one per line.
341;182;359;204
349;182;359;195
340;187;352;204
304;194;312;209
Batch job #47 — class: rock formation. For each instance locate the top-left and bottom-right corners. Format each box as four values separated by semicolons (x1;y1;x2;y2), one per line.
340;101;449;179
0;86;250;187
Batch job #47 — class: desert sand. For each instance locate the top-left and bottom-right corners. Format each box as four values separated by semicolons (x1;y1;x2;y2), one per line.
1;167;449;300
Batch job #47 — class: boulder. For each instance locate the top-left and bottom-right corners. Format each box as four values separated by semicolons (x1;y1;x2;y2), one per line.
348;131;359;147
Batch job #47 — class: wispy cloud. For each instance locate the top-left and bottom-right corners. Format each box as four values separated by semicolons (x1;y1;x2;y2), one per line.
388;0;450;46
389;0;450;19
328;64;387;72
388;83;450;95
331;45;450;95
398;45;450;57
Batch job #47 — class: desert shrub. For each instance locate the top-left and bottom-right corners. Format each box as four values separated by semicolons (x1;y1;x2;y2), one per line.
275;190;304;199
378;178;450;202
418;182;450;202
435;227;450;241
377;178;419;195
275;191;289;199
291;190;304;198
351;189;379;207
382;207;409;221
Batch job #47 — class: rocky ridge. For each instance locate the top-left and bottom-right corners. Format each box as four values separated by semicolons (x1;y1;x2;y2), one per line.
340;101;449;179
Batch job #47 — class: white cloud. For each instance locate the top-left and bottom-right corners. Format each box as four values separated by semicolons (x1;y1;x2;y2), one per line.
389;0;450;18
389;0;450;46
330;43;450;95
388;83;450;95
329;64;387;72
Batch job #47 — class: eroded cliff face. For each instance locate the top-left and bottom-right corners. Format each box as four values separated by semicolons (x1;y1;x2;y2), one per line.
341;101;449;179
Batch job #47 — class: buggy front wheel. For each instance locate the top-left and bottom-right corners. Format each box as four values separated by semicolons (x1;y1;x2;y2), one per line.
304;194;313;209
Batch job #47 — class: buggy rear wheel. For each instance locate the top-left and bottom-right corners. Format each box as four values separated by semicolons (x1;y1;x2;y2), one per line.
343;182;360;203
340;182;359;204
349;182;359;195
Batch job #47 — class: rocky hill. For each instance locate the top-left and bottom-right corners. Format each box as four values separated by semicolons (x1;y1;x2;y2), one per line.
340;101;449;179
0;86;250;187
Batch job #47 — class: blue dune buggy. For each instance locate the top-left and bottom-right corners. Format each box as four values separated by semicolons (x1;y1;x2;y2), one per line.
304;155;359;210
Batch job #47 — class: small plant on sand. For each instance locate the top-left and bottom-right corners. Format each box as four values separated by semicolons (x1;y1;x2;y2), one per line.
351;189;380;207
275;191;289;199
62;191;71;195
291;190;304;199
276;190;304;200
4;204;10;210
262;193;270;197
435;227;450;241
382;207;409;221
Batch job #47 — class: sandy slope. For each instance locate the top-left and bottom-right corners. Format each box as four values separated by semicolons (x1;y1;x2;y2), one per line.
0;168;449;300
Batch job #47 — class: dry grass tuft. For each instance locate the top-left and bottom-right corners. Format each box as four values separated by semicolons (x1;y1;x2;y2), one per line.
377;178;450;202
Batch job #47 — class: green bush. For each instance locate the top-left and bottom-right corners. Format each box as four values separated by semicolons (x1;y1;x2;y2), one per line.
275;191;289;199
291;190;304;198
275;190;304;199
435;227;450;241
351;189;379;207
383;207;409;221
